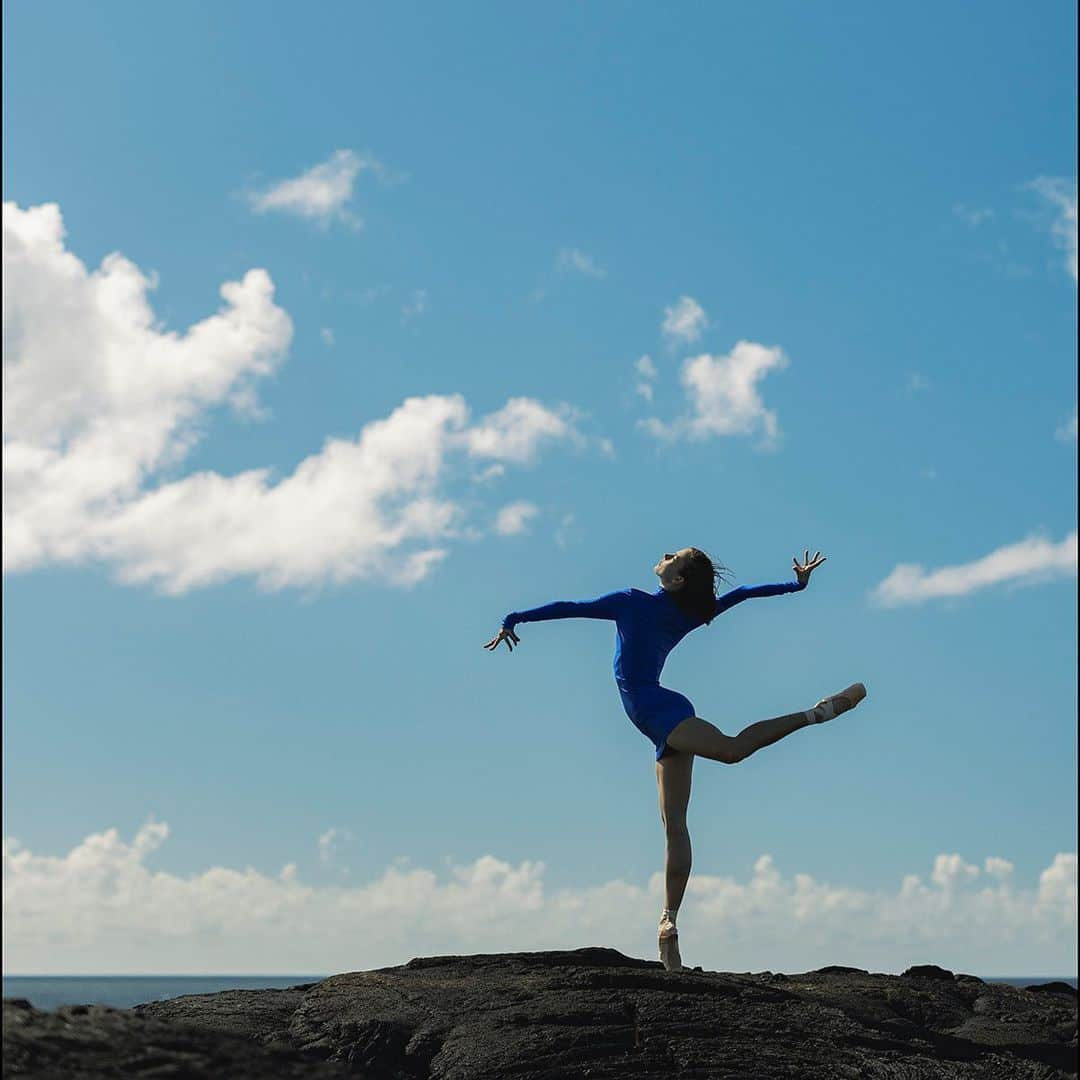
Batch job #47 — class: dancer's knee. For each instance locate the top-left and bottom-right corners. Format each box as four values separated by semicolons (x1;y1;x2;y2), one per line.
666;717;742;763
701;737;743;765
725;738;749;765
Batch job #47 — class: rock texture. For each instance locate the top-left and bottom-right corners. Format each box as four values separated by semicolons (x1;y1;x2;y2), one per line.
4;948;1077;1078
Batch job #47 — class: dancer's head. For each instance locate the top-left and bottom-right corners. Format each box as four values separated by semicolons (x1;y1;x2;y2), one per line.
655;547;731;625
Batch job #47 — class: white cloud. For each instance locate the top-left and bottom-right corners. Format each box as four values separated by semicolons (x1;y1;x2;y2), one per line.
494;501;539;536
1027;176;1078;282
401;289;427;322
247;149;381;229
930;853;981;890
2;201;590;594
3;822;1075;976
554;512;579;550
557;248;606;279
872;531;1078;607
320;327;335;347
640;341;789;449
662;296;707;345
473;463;506;485
317;828;352;869
318;829;338;865
634;354;657;402
984;857;1014;880
952;204;994;227
463;398;584;465
636;355;657;379
1055;410;1077;443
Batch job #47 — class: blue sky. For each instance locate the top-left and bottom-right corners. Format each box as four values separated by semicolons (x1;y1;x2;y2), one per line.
3;1;1076;976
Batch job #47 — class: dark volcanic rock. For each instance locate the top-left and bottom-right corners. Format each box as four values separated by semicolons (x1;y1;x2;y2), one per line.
1;995;350;1078
5;948;1078;1078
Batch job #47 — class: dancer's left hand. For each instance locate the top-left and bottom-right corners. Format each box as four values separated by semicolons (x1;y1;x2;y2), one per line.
793;549;826;585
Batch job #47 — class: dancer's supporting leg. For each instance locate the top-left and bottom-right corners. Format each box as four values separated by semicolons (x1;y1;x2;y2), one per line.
655;747;693;972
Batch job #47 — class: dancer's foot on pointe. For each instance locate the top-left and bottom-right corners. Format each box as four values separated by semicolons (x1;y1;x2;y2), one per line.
808;682;867;724
658;912;683;972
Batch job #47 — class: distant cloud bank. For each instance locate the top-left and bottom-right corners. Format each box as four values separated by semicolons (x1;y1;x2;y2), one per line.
872;531;1078;606
3;821;1074;976
2;201;595;594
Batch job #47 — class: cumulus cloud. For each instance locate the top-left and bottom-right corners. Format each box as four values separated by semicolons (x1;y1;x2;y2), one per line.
662;296;707;345
1027;176;1078;282
494;501;539;536
463;398;584;464
639;341;789;449
556;248;606;279
872;531;1078;607
3;822;1074;976
247;149;382;229
2;201;591;593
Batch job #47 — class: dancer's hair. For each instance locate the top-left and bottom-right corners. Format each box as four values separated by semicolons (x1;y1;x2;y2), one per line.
670;548;733;625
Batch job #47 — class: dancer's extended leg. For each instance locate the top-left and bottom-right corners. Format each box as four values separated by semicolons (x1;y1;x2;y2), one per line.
665;711;808;762
665;684;867;763
655;748;693;972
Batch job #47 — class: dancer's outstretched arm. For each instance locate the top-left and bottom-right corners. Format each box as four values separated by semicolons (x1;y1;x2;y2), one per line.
713;550;826;617
484;589;631;651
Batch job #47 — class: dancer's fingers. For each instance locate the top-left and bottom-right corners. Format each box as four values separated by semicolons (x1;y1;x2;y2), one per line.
804;549;810;566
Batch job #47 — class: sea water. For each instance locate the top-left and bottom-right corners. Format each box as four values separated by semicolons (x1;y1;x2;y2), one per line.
2;974;1075;1011
1;975;328;1011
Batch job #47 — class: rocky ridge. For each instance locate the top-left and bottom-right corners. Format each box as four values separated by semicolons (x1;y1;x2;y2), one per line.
3;948;1077;1078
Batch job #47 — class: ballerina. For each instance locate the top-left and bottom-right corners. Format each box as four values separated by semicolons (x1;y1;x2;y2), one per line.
484;546;867;972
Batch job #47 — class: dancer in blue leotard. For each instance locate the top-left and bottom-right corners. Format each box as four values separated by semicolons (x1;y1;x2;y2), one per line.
484;546;867;972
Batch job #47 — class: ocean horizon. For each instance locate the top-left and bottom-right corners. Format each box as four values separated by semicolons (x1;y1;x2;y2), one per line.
4;973;1077;1012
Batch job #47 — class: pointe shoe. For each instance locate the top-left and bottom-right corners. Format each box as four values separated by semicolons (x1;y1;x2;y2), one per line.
658;914;683;972
810;682;867;724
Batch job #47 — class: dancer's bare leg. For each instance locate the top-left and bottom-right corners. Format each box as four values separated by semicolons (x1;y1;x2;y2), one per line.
665;684;867;763
655;748;693;972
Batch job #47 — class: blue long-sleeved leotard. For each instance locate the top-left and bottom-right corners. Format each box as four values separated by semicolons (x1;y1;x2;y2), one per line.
501;580;806;759
502;580;806;686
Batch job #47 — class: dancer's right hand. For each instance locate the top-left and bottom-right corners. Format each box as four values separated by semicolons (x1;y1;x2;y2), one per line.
483;627;520;652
